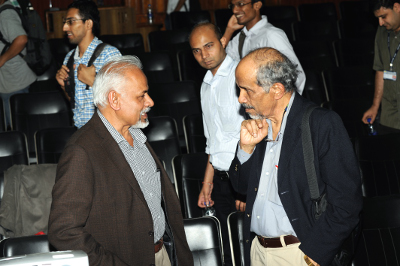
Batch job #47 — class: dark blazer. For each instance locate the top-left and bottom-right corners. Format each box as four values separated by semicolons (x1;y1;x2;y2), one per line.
48;113;193;266
229;93;362;266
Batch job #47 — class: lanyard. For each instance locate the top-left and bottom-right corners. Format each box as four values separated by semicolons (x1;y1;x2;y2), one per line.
387;32;400;71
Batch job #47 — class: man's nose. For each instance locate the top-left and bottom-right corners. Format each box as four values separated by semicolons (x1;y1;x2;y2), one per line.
379;17;384;26
238;89;246;104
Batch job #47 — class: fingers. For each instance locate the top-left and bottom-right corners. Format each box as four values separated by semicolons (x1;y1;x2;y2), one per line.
235;200;246;212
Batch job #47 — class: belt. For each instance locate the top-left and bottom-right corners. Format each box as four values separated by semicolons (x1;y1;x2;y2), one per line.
154;238;163;253
214;169;229;180
257;235;300;248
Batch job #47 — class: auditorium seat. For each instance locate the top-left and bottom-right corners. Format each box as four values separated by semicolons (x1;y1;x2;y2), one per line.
184;216;223;266
292;21;340;42
172;152;208;218
0;235;55;257
142;116;181;183
47;38;74;67
0;101;5;132
302;69;328;105
148;29;191;53
354;134;400;197
100;33;145;55
136;52;178;82
260;5;298;23
292;40;336;71
353;195;400;266
183;114;206;154
35;127;77;164
10;91;72;163
228;211;245;266
0;131;29;174
177;49;207;83
333;39;374;67
148;81;202;148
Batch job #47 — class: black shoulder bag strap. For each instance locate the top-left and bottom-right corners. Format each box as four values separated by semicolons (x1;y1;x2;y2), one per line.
301;104;327;220
64;43;108;108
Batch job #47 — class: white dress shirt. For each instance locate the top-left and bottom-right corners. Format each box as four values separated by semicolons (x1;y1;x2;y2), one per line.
201;55;244;171
226;15;306;95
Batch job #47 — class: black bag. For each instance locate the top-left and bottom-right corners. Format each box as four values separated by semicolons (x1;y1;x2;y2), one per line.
301;105;361;266
0;1;52;75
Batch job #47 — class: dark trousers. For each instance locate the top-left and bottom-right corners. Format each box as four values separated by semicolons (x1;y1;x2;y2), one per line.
212;171;237;266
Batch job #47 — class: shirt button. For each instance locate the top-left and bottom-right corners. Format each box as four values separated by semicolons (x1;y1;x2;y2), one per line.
255;187;258;191
246;239;249;243
148;231;153;237
257;216;260;219
247;213;251;217
266;172;269;175
270;149;273;153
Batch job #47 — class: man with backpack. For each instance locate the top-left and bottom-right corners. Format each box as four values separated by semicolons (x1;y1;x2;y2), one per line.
56;0;121;128
0;0;36;127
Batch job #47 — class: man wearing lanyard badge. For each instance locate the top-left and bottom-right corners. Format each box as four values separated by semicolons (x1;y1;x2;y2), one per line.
362;0;400;134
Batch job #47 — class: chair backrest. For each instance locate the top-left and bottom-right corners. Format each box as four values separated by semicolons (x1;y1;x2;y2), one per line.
292;21;340;42
35;126;77;164
170;10;211;30
100;33;145;55
260;5;298;23
228;211;245;266
177;49;207;83
172;152;208;218
298;3;337;22
322;66;375;101
148;81;202;148
184;216;224;266
352;195;400;266
333;39;375;67
148;29;191;52
302;69;329;105
0;235;55;257
29;61;59;93
354;134;400;197
292;40;336;71
142;116;181;183
183;114;206;154
10;92;72;162
136;52;178;82
0;131;29;174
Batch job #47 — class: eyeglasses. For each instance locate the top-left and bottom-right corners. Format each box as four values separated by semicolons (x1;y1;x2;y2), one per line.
228;1;252;10
63;18;86;26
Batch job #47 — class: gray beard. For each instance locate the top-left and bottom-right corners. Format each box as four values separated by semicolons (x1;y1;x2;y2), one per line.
131;107;150;129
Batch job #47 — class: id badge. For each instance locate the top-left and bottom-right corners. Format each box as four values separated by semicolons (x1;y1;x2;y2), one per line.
384;70;397;81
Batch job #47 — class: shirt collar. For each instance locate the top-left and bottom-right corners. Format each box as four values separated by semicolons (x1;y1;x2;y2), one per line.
243;15;268;37
74;36;101;61
97;109;147;145
203;54;235;84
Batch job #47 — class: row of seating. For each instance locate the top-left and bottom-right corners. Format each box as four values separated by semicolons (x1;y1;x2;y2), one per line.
0;193;396;266
0;215;224;266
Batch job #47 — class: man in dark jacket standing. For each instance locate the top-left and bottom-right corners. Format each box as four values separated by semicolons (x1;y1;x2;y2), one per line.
229;47;362;266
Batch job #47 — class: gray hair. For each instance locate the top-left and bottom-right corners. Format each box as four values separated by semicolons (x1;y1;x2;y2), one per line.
93;55;143;108
248;48;299;93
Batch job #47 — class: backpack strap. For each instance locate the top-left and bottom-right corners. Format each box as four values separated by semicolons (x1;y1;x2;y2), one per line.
301;104;327;220
64;43;108;108
65;49;76;108
85;42;107;90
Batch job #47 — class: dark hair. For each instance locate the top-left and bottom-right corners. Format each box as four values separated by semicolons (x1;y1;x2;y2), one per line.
68;0;100;36
370;0;400;11
189;22;222;41
247;48;299;93
251;0;263;3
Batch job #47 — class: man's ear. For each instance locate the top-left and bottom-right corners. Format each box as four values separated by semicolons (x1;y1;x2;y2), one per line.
85;19;93;31
253;0;262;11
108;90;121;111
394;2;400;13
220;37;227;48
271;83;286;99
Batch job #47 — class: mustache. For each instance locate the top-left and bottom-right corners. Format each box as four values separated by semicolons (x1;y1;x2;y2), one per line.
141;107;151;115
241;103;254;110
